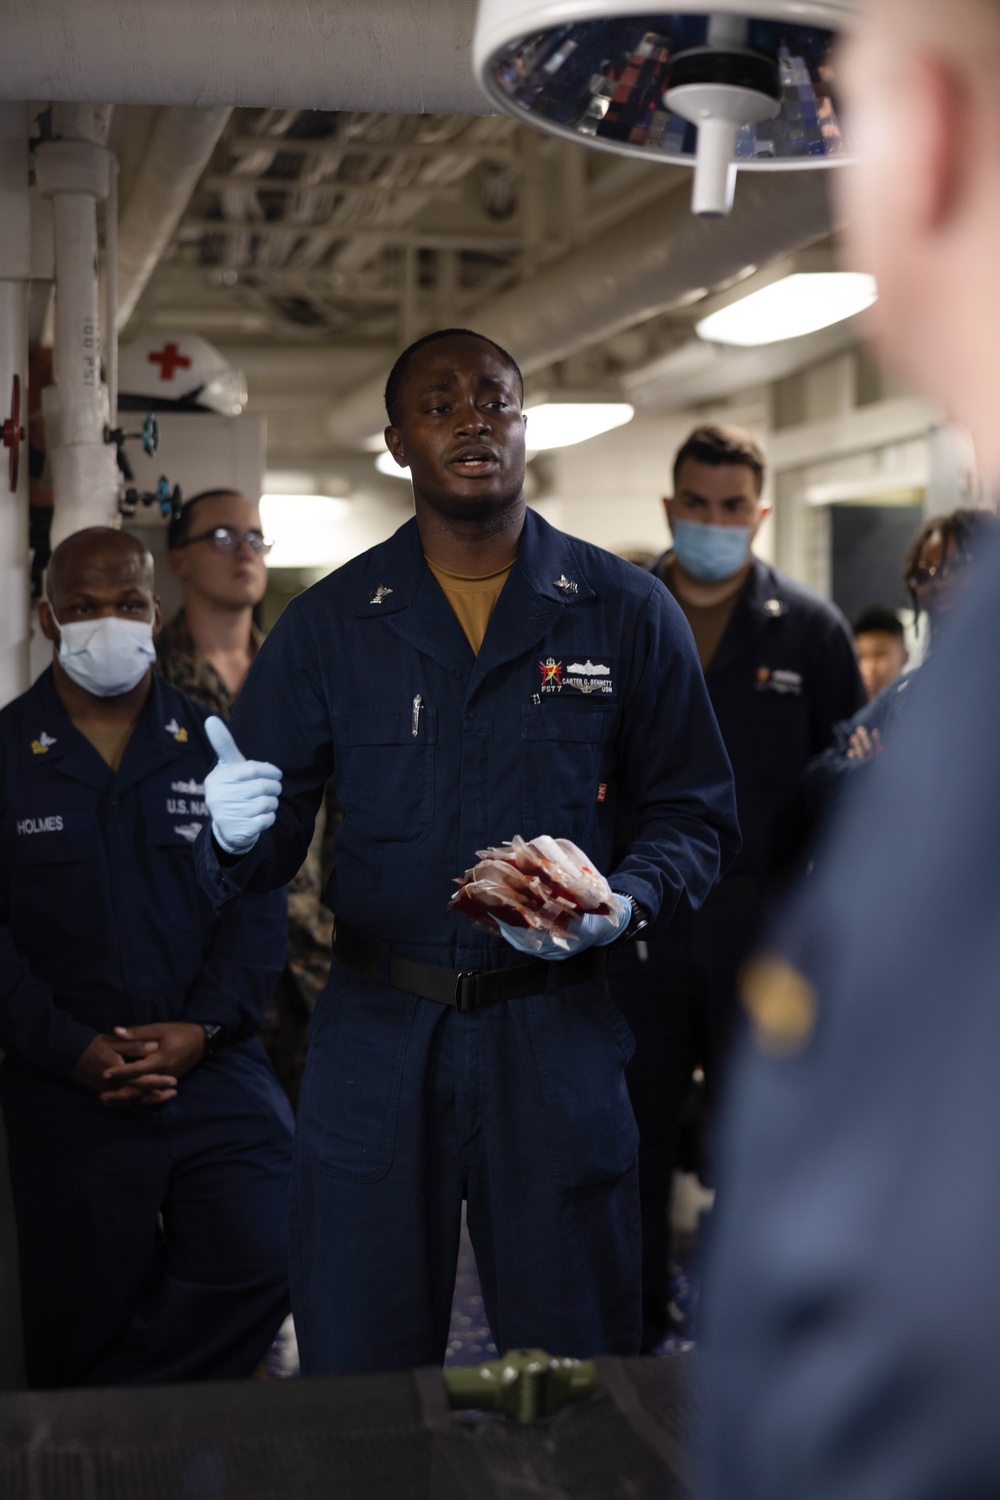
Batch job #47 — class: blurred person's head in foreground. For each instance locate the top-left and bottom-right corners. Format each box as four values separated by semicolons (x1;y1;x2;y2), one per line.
852;607;908;700
839;0;1000;483
903;508;999;643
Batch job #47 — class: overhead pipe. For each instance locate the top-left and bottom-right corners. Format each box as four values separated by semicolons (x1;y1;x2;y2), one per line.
326;165;835;448
34;106;121;546
116;108;233;332
0;0;488;116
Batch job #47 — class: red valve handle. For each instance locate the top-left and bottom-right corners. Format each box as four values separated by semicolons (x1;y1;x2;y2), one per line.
2;374;26;492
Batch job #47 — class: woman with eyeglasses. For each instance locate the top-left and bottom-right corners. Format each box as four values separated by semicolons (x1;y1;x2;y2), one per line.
157;489;272;716
805;506;999;808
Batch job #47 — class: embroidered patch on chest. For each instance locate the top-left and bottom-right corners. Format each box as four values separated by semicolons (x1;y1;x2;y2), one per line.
754;667;803;696
538;656;616;697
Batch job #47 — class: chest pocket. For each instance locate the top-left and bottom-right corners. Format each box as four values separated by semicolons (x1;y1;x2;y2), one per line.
522;706;616;843
11;828;92;866
9;829;97;946
146;781;210;850
334;708;438;846
752;692;811;792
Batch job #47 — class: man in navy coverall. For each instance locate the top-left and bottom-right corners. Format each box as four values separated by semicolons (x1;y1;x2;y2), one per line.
0;528;292;1388
197;328;739;1375
705;0;1000;1494
610;425;863;1349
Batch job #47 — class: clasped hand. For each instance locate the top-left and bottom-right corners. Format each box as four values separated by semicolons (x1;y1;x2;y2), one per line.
73;1022;207;1108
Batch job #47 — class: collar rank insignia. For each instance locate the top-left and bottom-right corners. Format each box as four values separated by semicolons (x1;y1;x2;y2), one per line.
164;718;189;743
31;731;57;755
553;575;578;596
369;584;394;605
764;598;782;616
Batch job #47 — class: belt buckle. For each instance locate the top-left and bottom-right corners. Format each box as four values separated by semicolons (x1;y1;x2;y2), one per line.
454;971;480;1012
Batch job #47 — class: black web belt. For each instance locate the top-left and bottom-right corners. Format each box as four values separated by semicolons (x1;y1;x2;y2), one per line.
332;921;609;1013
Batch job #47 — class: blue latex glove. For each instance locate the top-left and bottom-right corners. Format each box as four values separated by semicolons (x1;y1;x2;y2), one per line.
204;716;283;856
495;893;631;961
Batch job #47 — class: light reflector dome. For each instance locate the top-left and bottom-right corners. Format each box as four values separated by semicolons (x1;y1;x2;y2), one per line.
696;271;877;345
474;1;857;215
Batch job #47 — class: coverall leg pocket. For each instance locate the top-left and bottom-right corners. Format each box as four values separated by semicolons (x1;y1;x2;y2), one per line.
525;982;640;1189
298;961;416;1183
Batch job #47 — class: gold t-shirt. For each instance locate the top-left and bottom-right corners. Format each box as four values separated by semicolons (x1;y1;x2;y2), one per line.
79;722;136;771
663;560;741;672
426;558;515;655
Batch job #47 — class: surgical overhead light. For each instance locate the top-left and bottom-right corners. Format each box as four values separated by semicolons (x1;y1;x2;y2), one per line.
473;1;858;217
260;493;353;569
694;254;877;344
523;401;635;450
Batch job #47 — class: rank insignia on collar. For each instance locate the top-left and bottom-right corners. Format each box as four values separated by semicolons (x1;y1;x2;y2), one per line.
369;584;394;605
764;598;782;616
164;718;189;743
30;731;57;755
553;575;578;596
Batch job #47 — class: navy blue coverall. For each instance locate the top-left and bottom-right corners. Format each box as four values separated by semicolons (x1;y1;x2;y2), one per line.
609;555;864;1346
0;669;293;1388
704;541;1000;1499
197;508;739;1374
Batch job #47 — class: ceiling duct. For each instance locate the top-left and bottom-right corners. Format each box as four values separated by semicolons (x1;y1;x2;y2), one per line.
2;0;488;116
117;108;233;330
326;162;833;448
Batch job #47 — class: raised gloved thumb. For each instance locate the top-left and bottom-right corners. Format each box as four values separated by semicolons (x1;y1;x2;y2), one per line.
205;715;246;767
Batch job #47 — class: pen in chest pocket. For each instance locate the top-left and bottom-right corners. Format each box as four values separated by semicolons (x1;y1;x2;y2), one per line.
412;694;423;737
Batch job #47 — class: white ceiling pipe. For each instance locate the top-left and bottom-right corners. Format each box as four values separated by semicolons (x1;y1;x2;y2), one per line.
2;0;489;116
326;164;833;448
116;108;233;331
621;316;862;412
35;110;121;544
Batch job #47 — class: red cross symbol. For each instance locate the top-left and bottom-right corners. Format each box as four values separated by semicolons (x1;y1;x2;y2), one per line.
148;342;192;382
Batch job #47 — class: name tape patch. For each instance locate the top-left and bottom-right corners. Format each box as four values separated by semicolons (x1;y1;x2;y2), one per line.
17;815;64;835
755;667;803;697
538;656;615;697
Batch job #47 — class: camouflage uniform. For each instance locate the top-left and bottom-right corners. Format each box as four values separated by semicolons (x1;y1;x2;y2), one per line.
157;610;333;1107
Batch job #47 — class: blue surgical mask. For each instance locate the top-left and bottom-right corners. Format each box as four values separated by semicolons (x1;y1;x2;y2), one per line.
54;613;157;697
671;519;752;582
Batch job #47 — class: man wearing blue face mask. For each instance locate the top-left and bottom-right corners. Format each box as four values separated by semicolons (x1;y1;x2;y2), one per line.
609;423;864;1351
0;527;293;1388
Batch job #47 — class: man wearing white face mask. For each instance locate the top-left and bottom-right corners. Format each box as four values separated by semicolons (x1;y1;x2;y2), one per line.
608;423;863;1351
0;528;293;1388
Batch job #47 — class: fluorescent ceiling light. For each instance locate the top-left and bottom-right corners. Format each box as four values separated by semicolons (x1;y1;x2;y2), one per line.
523;402;634;450
260;493;353;569
375;452;411;480
696;272;877;347
263;469;315;495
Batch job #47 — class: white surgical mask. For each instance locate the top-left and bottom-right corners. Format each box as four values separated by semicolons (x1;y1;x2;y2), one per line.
53;613;157;698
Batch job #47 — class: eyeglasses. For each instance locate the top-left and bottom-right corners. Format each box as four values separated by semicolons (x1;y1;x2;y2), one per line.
179;526;272;556
908;557;969;587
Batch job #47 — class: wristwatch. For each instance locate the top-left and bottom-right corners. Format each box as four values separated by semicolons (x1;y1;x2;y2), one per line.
199;1023;224;1053
610;892;650;948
